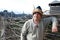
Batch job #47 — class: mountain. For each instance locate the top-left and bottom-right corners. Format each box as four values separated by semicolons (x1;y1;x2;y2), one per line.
0;10;32;19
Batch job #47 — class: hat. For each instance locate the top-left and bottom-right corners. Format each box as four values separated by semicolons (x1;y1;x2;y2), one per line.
33;6;43;15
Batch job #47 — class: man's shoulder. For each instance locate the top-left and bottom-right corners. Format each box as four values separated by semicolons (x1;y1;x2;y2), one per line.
42;16;57;22
25;19;32;24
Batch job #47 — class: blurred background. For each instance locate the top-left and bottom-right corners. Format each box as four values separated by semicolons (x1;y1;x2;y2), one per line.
0;0;60;40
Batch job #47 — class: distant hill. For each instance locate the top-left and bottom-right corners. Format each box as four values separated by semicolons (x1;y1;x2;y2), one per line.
0;10;32;19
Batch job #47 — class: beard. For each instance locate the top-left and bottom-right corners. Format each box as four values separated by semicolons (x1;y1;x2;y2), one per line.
33;18;41;23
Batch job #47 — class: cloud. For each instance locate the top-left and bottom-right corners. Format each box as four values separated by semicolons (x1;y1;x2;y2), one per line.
0;0;60;14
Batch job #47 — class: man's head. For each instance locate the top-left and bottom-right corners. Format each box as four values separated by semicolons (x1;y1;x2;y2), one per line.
32;6;43;21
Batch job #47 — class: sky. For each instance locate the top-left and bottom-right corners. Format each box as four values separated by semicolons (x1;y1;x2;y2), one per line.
0;0;60;14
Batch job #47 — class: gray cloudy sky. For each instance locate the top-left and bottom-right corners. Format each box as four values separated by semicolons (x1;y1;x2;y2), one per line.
0;0;60;14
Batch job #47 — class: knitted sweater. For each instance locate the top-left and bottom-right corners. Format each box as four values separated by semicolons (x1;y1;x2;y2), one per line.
21;17;58;40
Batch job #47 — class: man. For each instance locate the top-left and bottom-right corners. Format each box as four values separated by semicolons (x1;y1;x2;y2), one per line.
21;6;58;40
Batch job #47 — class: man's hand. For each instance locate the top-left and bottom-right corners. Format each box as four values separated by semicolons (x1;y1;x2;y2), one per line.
52;26;58;32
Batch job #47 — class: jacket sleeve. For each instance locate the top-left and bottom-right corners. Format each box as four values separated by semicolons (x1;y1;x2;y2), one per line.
43;17;58;28
51;17;58;28
21;21;29;40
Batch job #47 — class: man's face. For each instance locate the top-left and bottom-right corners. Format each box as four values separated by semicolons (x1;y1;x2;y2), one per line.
33;12;42;21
